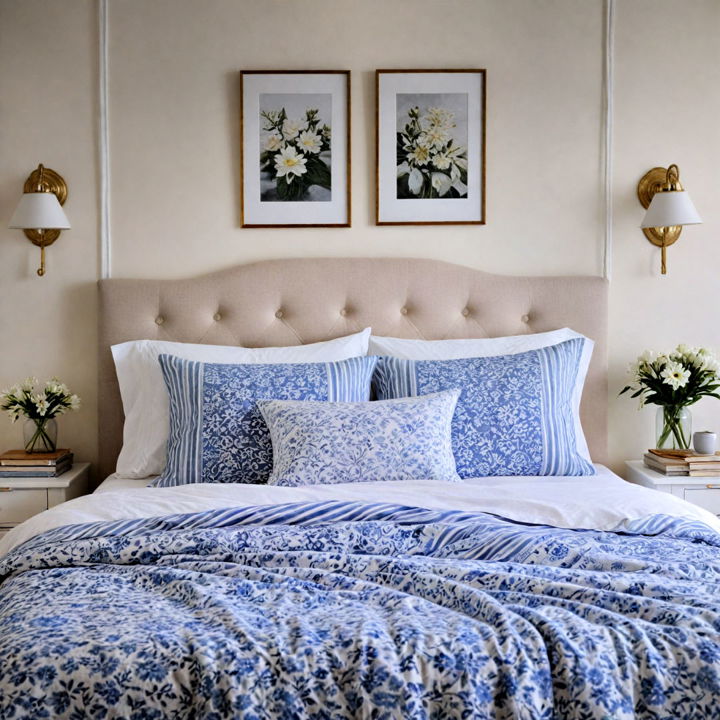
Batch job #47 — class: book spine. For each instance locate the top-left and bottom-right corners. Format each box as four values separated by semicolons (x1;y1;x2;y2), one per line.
0;464;72;478
643;454;686;466
0;456;72;467
643;460;687;475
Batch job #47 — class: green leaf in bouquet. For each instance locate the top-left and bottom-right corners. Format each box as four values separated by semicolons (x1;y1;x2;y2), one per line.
260;151;276;174
304;155;331;189
396;175;407;198
397;133;408;158
275;174;307;202
396;174;414;199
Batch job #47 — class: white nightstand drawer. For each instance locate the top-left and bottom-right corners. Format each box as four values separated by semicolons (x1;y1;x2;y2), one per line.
684;488;720;515
0;488;47;526
0;464;90;530
625;461;720;516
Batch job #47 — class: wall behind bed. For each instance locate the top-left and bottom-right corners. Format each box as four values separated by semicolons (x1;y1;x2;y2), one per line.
1;0;719;478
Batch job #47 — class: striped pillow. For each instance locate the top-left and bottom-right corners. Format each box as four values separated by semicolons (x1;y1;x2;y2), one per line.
373;338;594;477
152;354;377;487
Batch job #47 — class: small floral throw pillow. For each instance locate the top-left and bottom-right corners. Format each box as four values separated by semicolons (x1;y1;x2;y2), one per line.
258;390;460;487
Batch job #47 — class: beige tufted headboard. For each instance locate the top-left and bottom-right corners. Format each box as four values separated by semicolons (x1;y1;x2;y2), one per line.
98;257;608;481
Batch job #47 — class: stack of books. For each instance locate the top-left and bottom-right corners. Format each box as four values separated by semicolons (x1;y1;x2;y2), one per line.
0;449;73;478
643;448;720;477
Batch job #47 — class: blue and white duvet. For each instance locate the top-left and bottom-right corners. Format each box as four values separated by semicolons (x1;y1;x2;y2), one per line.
1;476;720;719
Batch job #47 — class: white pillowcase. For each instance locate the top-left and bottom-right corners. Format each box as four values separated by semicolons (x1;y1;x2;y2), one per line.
369;328;594;463
112;328;371;479
369;328;587;360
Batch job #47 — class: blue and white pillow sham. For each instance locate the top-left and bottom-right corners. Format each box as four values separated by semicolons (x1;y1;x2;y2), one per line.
153;354;378;487
259;390;461;487
373;338;595;477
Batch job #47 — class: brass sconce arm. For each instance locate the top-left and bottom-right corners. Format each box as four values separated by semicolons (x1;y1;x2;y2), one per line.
637;164;701;275
8;164;70;277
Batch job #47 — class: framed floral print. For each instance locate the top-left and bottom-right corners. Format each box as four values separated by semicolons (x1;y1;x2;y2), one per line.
376;69;486;225
241;70;351;227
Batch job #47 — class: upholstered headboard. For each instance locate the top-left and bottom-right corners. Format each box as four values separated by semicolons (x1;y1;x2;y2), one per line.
98;257;608;481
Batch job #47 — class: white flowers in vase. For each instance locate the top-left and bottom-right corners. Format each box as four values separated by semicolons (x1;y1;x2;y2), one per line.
620;345;720;449
1;377;80;452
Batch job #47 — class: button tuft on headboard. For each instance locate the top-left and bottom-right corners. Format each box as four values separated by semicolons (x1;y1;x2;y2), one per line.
521;313;530;324
275;309;284;319
400;306;408;315
213;312;222;322
155;316;165;325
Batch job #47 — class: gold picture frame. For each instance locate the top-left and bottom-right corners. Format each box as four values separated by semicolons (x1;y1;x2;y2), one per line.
376;69;486;226
241;70;351;228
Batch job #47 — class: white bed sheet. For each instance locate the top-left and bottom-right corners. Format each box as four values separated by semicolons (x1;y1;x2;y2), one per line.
2;464;719;558
94;473;152;493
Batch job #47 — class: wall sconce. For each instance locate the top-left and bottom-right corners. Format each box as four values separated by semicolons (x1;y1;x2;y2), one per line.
8;164;71;277
637;164;702;275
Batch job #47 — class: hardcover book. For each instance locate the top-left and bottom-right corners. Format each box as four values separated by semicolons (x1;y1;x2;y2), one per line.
644;449;720;476
0;461;72;478
0;449;72;466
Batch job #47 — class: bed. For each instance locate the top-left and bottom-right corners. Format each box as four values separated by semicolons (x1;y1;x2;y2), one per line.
1;258;719;719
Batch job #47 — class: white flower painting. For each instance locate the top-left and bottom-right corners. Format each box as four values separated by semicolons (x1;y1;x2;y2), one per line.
241;70;348;227
376;70;485;225
259;93;332;202
396;94;468;200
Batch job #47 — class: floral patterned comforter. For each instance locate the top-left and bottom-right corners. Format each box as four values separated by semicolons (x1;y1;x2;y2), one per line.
1;500;719;719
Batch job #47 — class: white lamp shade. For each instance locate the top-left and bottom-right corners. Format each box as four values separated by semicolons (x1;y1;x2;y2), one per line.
641;190;702;229
8;192;70;230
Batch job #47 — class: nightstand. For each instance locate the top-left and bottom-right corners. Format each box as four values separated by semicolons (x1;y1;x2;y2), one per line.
0;462;89;538
625;460;720;516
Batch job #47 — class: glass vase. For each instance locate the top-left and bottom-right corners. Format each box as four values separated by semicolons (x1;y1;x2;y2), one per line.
655;406;692;450
23;418;58;453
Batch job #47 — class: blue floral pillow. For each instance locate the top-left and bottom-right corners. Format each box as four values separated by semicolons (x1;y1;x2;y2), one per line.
373;338;595;478
258;390;460;487
152;354;378;487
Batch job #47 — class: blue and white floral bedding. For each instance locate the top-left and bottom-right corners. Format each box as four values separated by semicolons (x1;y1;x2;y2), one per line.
2;490;720;719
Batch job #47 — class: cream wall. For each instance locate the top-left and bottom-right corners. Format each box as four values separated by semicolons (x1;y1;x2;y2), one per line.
0;1;98;466
109;0;603;278
610;0;720;465
1;0;719;477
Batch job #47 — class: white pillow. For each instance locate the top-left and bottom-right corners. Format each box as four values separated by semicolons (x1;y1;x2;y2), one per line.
369;328;586;360
369;328;594;463
112;328;371;478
